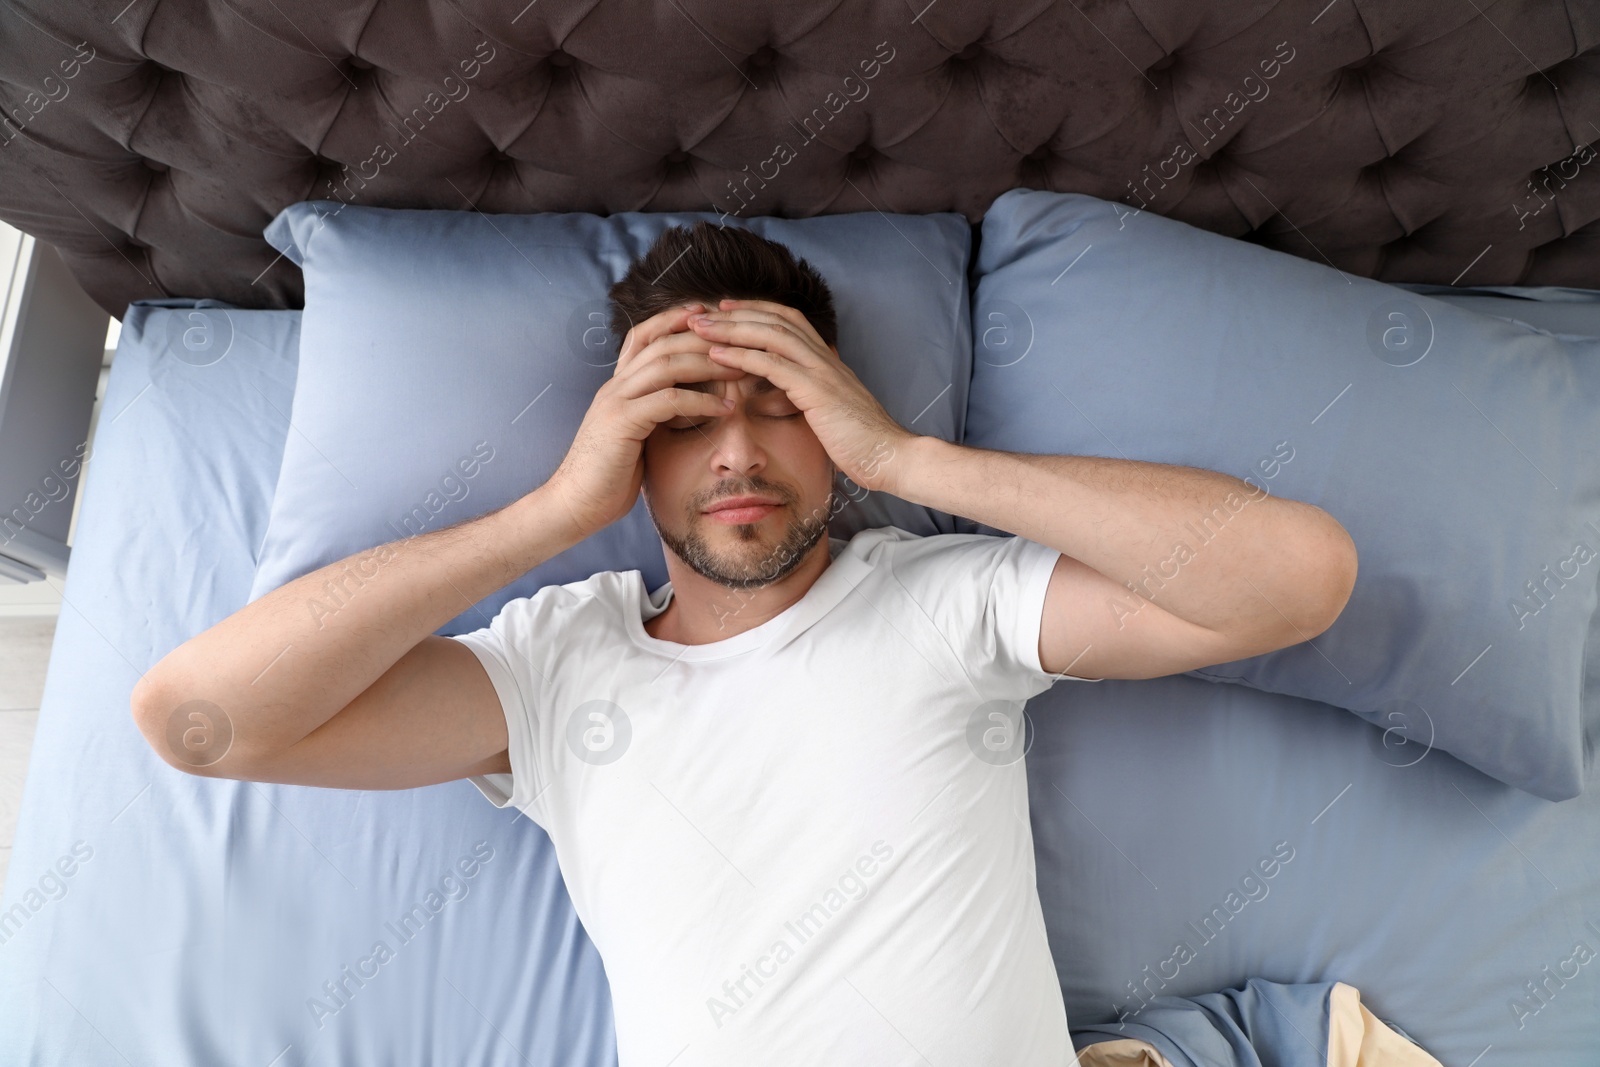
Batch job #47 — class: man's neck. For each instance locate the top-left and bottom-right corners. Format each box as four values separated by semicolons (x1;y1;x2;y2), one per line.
645;538;835;646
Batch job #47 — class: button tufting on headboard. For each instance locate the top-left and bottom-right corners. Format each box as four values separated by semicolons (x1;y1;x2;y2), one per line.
0;0;1597;318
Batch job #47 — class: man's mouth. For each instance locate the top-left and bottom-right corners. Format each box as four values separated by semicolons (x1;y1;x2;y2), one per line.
703;495;784;524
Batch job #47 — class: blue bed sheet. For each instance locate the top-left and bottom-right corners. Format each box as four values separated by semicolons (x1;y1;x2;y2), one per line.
0;295;1596;1064
0;302;616;1066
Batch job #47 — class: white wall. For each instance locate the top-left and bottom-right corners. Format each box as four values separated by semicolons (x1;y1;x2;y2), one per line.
0;220;114;616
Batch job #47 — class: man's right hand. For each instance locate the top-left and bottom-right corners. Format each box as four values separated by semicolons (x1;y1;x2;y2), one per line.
545;301;746;537
131;305;745;791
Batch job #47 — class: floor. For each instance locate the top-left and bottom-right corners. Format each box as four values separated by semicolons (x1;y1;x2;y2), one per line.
0;321;113;899
0;618;53;897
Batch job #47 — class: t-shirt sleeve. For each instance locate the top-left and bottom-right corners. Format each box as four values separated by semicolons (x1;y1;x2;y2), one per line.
448;595;553;826
886;530;1103;703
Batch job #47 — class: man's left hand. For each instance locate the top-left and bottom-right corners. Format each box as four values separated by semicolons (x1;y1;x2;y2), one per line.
686;298;914;495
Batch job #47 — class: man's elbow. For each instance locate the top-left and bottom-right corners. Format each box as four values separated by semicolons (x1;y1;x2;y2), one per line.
129;672;241;779
1301;519;1359;640
131;672;191;774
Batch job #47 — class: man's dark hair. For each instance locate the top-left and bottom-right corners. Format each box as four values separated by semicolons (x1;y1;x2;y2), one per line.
607;220;837;353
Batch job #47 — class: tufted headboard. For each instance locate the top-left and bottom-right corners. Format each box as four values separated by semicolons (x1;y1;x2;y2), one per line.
1;0;1598;321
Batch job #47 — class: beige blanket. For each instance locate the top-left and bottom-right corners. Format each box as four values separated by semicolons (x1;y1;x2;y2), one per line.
1076;982;1442;1067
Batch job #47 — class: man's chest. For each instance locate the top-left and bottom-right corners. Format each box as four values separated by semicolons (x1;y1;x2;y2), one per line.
532;623;1027;938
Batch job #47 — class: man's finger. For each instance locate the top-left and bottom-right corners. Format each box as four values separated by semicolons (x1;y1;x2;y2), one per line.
616;302;706;374
692;317;822;368
716;298;828;350
619;329;728;387
706;344;804;398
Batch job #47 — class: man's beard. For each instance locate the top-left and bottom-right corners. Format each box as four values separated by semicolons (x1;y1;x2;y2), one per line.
647;484;834;592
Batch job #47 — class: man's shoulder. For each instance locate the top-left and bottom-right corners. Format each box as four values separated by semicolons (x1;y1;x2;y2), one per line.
848;526;1058;602
480;566;640;627
847;525;1024;566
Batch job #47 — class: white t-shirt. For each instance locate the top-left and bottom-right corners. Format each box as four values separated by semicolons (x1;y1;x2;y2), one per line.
452;525;1101;1066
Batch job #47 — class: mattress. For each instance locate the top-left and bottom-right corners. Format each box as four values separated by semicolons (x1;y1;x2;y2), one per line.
0;292;1597;1064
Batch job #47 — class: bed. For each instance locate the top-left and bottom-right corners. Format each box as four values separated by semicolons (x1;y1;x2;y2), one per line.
1;2;1599;1064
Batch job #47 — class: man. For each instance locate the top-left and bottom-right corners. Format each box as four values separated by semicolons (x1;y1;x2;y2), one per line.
132;221;1358;1065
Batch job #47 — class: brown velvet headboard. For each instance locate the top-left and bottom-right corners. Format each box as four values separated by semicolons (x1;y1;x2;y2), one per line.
2;0;1598;321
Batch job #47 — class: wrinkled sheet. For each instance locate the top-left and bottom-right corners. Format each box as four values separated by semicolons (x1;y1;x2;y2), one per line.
1072;978;1444;1066
0;302;617;1066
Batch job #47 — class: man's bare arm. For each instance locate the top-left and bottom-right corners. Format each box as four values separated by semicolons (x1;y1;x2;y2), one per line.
675;301;1356;679
891;439;1358;679
130;486;585;781
130;300;737;787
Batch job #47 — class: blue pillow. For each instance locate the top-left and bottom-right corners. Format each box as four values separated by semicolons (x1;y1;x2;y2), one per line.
247;202;972;636
1395;283;1600;340
968;189;1600;802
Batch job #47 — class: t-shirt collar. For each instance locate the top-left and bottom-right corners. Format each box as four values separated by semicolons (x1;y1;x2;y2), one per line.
624;535;866;661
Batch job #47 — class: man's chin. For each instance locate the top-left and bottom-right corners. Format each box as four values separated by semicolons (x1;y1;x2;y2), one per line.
668;511;827;591
696;521;788;576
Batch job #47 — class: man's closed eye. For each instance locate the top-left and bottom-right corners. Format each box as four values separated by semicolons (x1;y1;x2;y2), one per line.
668;411;804;432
